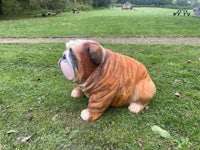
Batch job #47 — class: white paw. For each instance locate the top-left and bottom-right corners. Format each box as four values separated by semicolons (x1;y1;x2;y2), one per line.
81;109;91;121
128;103;143;113
71;88;81;98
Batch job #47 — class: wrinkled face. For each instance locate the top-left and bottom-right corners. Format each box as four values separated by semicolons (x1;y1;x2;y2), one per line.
59;40;105;84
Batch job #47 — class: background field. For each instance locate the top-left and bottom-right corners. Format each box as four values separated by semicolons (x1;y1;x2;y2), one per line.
0;7;200;150
0;7;199;37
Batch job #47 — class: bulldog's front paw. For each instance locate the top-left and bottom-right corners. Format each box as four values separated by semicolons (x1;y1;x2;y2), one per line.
81;109;91;121
128;103;146;113
71;86;84;98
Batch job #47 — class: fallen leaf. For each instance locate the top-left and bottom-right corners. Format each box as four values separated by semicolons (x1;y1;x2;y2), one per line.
174;79;181;84
17;135;32;143
137;138;144;147
28;114;34;121
6;130;18;134
145;106;149;110
175;92;181;98
151;125;171;139
52;114;59;121
186;60;191;63
28;107;34;111
198;58;200;62
0;144;5;149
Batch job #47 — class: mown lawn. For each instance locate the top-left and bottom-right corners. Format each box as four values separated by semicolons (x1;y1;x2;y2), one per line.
0;43;200;149
0;7;199;37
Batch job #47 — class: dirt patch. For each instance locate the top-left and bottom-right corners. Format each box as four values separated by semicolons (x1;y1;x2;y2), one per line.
0;37;200;46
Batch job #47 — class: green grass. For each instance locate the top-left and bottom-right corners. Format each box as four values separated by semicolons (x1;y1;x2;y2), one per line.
1;43;200;149
0;7;199;37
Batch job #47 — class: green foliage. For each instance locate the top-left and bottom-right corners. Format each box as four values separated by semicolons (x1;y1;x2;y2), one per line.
38;0;70;10
0;0;113;16
1;0;199;17
117;0;173;5
76;3;92;11
93;0;113;7
176;0;189;6
1;0;94;16
117;0;200;7
151;125;172;139
192;0;200;6
2;0;22;15
29;0;40;10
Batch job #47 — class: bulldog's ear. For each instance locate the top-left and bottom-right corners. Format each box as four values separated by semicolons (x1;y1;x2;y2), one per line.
87;42;105;65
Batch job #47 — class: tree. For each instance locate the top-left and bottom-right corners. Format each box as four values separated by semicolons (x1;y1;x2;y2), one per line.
117;0;173;5
2;0;22;15
192;0;200;6
176;0;187;6
93;0;113;7
0;0;2;15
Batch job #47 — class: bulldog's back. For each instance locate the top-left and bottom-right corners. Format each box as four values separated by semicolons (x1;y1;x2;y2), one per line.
93;49;154;107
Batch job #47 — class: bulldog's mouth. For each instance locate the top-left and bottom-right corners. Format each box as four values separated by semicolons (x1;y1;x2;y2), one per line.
59;53;75;81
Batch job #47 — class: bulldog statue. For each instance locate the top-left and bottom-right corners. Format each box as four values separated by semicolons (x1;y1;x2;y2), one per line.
59;40;156;121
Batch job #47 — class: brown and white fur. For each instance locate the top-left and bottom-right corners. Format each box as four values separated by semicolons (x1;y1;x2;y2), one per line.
59;40;156;121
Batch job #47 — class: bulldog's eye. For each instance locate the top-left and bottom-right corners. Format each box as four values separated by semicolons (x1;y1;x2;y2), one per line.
69;48;78;69
87;47;90;52
63;54;66;59
69;48;74;56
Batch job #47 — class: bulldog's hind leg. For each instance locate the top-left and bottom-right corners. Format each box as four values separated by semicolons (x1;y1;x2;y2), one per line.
128;79;156;113
128;103;147;113
71;86;84;98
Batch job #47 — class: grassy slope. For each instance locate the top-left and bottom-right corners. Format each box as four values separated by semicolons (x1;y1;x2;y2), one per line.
0;43;200;149
0;7;199;37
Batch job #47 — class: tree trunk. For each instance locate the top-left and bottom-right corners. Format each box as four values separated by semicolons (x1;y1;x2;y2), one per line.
0;0;2;15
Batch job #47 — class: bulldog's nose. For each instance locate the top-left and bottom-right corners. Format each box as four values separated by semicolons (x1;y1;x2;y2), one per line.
58;54;67;67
